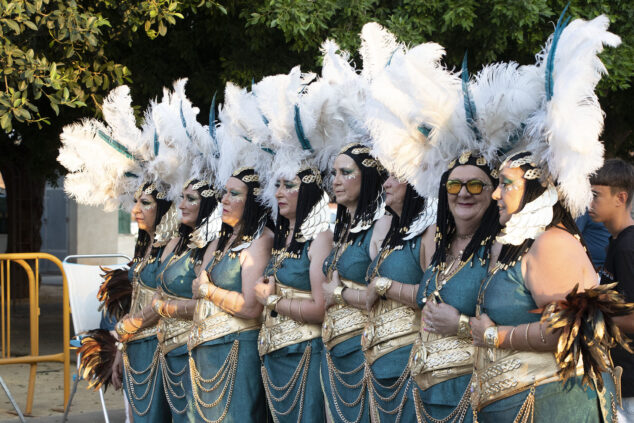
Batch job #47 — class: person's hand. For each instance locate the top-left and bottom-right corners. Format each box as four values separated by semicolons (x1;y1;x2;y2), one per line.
366;277;380;311
322;270;343;309
254;276;276;306
422;301;460;336
111;349;123;390
470;313;495;347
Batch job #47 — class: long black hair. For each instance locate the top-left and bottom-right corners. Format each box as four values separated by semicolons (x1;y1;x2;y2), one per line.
429;152;501;270
496;151;590;269
273;166;325;257
174;179;220;258
133;182;172;262
381;183;428;250
333;143;388;244
216;167;271;254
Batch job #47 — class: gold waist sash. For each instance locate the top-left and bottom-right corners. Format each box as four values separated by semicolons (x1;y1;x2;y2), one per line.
409;331;475;390
322;279;368;350
127;282;158;342
472;347;581;411
361;297;420;365
258;283;321;356
188;295;261;350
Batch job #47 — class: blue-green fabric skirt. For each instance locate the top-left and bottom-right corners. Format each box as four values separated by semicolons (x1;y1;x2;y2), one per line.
123;335;171;422
320;335;370;423
476;375;615;423
262;338;325;423
162;344;195;422
190;329;268;423
412;373;473;423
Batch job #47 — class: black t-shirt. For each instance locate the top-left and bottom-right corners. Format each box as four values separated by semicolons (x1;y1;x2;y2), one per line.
600;225;634;397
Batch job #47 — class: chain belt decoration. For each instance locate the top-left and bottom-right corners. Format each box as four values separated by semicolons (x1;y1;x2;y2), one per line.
361;296;420;365
413;375;473;423
322;279;369;350
123;341;161;417
471;347;581;411
127;282;159;342
258;283;321;356
409;331;475;390
159;350;190;415
156;291;194;354
189;339;241;423
188;296;261;351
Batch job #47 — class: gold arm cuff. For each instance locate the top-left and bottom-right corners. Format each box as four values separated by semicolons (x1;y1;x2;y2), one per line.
322;279;368;350
127;283;158;342
188;295;261;350
409;331;475;390
374;277;393;297
484;326;499;349
457;314;471;339
265;294;282;311
362;297;420;365
333;286;345;306
258;284;321;356
471;347;581;411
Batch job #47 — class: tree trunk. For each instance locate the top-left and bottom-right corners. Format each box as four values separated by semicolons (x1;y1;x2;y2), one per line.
0;160;45;299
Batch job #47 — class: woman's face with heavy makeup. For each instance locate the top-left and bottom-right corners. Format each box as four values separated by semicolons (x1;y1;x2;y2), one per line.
275;176;301;221
332;154;362;210
446;165;493;226
491;165;526;225
383;175;407;217
179;184;201;228
132;192;157;233
221;177;248;228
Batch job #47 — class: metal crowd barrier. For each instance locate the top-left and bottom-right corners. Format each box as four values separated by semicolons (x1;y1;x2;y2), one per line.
0;252;70;415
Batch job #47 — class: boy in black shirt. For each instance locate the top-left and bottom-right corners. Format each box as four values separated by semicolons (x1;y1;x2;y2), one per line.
590;158;634;421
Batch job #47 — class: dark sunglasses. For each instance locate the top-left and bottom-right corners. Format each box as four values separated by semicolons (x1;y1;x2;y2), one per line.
445;179;491;195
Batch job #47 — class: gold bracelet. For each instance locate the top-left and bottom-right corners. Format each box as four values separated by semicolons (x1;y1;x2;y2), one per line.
457;314;471;338
525;323;535;351
198;283;209;299
509;326;517;350
333;286;345;305
539;323;547;344
410;285;416;305
298;300;304;323
375;277;393;297
357;289;361;304
266;294;282;311
484;326;499;349
397;283;404;302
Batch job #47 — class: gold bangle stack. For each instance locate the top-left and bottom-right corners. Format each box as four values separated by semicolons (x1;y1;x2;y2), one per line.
457;314;471;338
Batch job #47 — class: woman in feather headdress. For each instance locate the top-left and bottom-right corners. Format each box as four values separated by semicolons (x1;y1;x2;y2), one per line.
468;11;629;422
187;82;273;422
246;68;333;423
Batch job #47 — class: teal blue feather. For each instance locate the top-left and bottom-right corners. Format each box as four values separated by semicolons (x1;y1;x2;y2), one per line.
179;100;193;141
461;52;480;141
153;131;159;156
546;4;571;101
242;136;275;156
97;130;139;162
293;104;313;152
418;125;431;138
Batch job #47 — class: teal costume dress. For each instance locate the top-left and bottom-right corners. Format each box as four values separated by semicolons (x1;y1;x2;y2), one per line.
363;236;424;422
260;242;325;423
321;227;375;423
123;257;170;422
189;249;267;422
474;261;618;423
410;248;489;423
157;250;196;422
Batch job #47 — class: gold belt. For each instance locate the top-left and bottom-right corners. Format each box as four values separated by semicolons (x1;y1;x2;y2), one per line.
409;331;475;390
188;296;261;350
258;283;321;356
322;279;368;350
156;292;193;354
127;283;158;342
471;347;581;410
361;297;420;365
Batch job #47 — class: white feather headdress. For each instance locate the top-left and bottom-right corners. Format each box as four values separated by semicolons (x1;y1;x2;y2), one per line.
522;12;621;218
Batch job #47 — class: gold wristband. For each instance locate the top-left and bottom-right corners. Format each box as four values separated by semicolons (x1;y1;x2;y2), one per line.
333;286;345;305
484;325;499;349
115;321;129;336
198;283;209;299
457;314;471;338
374;277;393;297
266;294;282;311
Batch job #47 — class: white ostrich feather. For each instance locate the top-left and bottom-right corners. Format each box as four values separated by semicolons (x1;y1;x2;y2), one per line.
359;22;405;81
524;15;621;218
366;41;472;198
497;184;559;245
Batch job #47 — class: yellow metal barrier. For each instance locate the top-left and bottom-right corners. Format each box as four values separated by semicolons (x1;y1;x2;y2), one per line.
0;253;70;415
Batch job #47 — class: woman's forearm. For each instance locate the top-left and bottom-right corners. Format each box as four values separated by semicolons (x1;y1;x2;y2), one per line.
274;298;324;324
207;285;262;319
158;299;197;320
497;322;559;352
342;287;367;310
385;282;419;309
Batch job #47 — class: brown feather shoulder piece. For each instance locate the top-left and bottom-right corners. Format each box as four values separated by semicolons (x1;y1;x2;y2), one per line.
97;266;132;321
541;283;634;390
78;329;118;391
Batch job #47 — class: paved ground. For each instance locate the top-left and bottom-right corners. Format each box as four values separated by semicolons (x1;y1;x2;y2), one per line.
0;285;127;422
